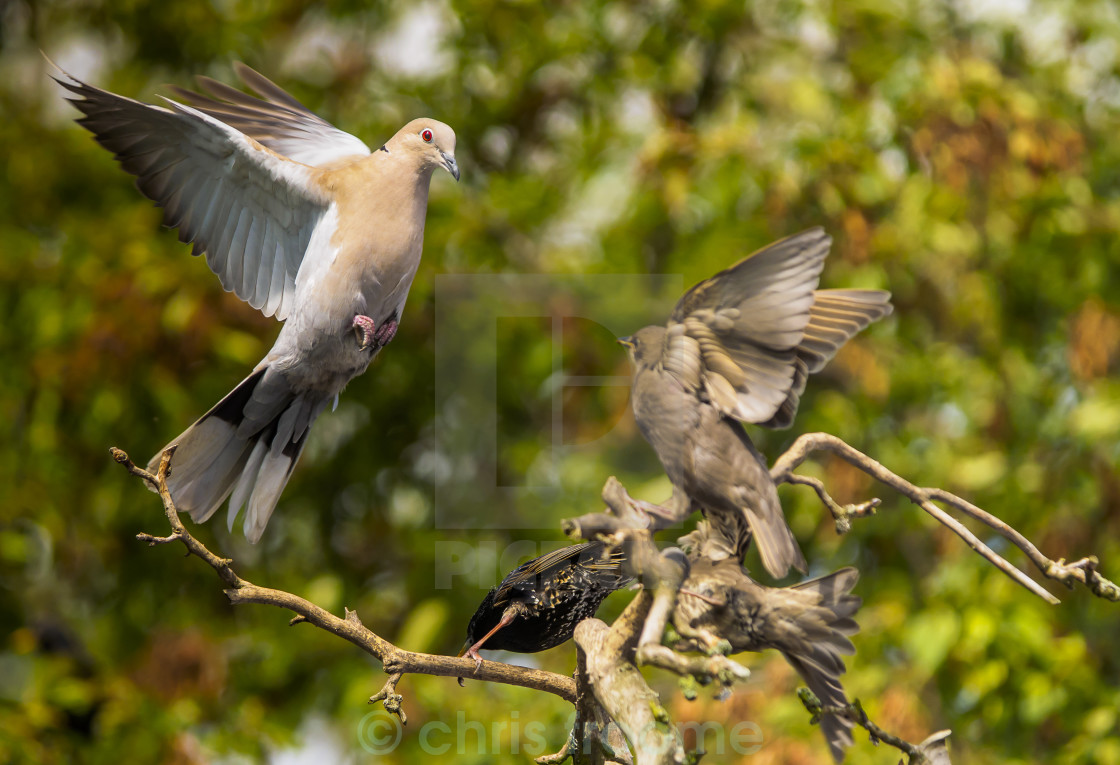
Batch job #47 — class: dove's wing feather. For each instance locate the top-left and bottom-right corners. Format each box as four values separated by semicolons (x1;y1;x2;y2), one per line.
54;66;329;321
166;62;372;167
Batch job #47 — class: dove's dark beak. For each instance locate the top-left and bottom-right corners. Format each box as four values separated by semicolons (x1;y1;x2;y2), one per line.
440;150;460;181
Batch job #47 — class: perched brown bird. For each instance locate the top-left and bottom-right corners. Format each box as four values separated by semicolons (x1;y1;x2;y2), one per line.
53;62;458;542
460;542;631;668
673;557;862;763
619;229;891;577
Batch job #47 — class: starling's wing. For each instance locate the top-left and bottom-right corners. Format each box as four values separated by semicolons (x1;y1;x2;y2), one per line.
783;650;854;763
53;65;331;321
778;567;863;764
582;545;633;589
664;229;830;422
759;290;892;429
492;543;602;606
166;62;372;167
664;229;891;427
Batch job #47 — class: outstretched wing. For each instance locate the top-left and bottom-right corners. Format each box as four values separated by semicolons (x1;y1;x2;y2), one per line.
663;229;891;426
760;289;893;429
662;229;830;422
53;65;331;320
166;62;371;167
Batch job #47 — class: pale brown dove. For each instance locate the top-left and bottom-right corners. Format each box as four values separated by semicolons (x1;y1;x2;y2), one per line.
619;228;892;577
53;62;459;542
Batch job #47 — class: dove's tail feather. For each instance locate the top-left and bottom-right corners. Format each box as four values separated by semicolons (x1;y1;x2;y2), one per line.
146;366;330;543
783;567;863;763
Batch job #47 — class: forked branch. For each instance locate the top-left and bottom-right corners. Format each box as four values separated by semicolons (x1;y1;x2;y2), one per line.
770;433;1119;604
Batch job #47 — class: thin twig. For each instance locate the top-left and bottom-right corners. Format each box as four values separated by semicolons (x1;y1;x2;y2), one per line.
782;472;881;534
770;433;1119;604
370;673;406;724
924;489;1119;600
798;690;948;764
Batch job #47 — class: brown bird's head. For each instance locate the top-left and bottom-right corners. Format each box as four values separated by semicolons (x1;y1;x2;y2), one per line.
618;325;667;370
387;118;459;180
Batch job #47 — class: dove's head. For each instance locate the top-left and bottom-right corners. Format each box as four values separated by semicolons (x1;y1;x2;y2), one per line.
390;118;459;180
618;325;666;370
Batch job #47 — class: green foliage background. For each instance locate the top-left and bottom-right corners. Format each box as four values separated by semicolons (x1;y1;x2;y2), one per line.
3;0;1119;762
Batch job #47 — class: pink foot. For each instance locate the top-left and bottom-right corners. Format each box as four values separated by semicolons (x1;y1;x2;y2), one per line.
374;319;399;347
352;315;376;351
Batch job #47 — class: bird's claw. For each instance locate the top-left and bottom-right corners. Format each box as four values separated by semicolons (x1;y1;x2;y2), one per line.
352;315;398;351
352;314;377;351
457;647;484;686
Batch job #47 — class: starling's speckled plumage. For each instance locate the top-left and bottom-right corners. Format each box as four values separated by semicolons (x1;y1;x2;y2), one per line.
619;228;892;577
460;542;631;666
673;556;862;763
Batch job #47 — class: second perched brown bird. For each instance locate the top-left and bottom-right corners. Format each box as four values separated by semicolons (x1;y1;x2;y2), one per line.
673;556;862;763
619;228;892;577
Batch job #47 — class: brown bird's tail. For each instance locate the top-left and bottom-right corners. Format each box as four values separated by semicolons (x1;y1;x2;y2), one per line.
780;567;862;763
687;508;807;579
146;366;331;542
742;503;807;579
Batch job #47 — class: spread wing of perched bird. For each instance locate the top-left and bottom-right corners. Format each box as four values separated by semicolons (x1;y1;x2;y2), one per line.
52;61;459;542
673;555;862;763
620;228;892;577
459;542;631;668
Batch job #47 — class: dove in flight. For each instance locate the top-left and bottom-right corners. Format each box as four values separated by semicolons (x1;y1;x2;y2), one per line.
619;228;892;578
53;61;459;542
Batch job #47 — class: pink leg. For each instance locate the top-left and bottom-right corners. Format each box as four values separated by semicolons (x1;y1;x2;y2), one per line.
464;607;518;672
352;315;376;351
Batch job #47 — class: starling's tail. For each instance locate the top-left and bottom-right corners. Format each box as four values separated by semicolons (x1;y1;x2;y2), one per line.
781;567;862;763
744;504;807;579
693;505;806;579
146;365;330;542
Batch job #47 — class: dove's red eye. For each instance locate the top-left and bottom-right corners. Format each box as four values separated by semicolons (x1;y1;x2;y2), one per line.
421;128;434;143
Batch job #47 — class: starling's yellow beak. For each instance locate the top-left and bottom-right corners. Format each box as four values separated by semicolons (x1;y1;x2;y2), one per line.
617;336;634;348
456;641;469;658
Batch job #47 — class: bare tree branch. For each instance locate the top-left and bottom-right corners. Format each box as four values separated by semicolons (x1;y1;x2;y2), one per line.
769;433;1119;603
117;425;1107;765
112;447;577;706
575;592;686;765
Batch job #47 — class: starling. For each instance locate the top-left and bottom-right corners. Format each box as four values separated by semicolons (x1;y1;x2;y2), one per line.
618;228;892;577
459;542;631;667
673;556;862;763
